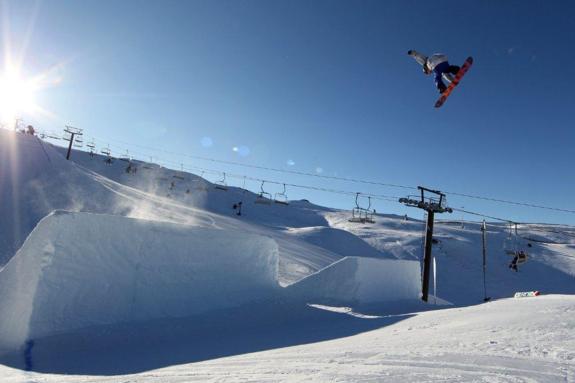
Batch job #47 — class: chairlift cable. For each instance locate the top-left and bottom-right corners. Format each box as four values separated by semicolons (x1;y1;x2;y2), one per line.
86;135;575;216
451;208;514;224
47;135;572;224
160;160;401;202
88;136;416;190
444;191;575;214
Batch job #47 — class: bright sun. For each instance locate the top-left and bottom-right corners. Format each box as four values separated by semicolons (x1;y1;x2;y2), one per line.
0;67;40;125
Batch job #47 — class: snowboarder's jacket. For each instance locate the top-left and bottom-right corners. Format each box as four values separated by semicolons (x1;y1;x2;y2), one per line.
425;54;448;72
408;50;448;73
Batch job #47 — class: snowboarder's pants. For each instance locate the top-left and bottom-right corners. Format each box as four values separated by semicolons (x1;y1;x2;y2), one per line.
434;62;460;91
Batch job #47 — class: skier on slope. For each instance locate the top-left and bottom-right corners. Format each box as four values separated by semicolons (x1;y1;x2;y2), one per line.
408;50;461;94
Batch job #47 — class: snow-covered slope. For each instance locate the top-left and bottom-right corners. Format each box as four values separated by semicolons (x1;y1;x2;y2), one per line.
0;130;574;381
4;130;573;303
0;130;127;266
0;130;349;285
57;140;575;303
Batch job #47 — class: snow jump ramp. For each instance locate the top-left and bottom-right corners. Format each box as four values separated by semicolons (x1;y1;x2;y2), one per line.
288;256;422;305
0;211;280;352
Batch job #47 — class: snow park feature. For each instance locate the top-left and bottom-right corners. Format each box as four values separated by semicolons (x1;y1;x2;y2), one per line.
0;129;574;381
288;257;422;305
0;211;280;353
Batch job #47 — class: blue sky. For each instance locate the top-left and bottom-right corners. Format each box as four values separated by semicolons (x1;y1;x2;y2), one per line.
2;0;575;224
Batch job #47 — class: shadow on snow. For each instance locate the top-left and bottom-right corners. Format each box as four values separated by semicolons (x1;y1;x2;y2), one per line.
0;298;417;376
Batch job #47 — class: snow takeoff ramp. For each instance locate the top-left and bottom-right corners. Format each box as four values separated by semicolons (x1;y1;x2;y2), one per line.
289;257;421;305
0;211;280;352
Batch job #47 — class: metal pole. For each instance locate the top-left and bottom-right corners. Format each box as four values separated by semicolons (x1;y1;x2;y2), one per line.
481;220;489;302
66;132;75;160
421;210;435;302
433;255;437;305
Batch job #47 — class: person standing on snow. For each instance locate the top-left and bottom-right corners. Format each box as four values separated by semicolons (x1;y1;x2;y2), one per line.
408;50;461;93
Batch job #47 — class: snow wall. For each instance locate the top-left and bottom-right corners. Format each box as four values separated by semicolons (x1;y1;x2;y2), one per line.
0;211;280;352
289;256;421;304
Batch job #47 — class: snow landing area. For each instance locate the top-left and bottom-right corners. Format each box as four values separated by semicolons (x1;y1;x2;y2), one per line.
0;295;573;382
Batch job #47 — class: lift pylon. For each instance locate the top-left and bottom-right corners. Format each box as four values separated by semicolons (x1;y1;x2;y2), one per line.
400;186;452;302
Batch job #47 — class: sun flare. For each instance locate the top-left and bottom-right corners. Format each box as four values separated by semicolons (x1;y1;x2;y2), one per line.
0;66;41;125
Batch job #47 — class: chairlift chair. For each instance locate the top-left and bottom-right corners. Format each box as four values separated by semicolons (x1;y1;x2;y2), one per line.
192;179;209;191
515;251;528;265
100;147;113;164
508;249;529;272
348;193;375;224
86;142;96;157
504;222;529;267
120;150;131;162
255;181;272;205
274;183;289;205
504;222;520;255
214;172;228;191
190;171;209;191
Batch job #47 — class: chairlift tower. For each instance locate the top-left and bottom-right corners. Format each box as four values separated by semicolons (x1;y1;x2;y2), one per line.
63;125;83;160
399;186;453;302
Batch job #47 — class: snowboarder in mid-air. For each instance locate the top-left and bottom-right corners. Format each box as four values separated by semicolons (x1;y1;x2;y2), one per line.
408;50;460;93
408;50;473;108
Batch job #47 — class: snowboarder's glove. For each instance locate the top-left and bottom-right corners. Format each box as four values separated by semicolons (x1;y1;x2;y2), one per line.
407;50;414;55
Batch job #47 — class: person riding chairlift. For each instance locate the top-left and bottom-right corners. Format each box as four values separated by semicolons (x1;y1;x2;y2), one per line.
509;250;527;272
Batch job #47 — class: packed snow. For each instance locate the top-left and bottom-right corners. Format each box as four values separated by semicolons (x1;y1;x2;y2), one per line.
288;257;421;304
0;211;280;351
0;129;574;382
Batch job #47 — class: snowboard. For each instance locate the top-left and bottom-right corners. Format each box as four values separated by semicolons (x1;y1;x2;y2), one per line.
434;57;473;108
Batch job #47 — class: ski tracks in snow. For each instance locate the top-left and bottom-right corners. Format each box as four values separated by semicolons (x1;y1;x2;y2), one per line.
16;353;566;382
